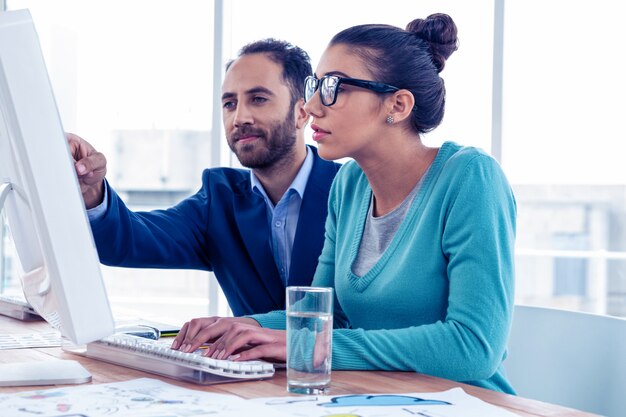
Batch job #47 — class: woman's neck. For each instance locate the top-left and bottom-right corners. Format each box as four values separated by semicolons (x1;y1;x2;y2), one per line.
358;138;437;217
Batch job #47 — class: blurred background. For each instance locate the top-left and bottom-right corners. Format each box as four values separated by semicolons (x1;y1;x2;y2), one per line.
2;0;625;324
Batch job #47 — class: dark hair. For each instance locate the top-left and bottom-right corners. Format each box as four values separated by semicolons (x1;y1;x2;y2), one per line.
226;38;312;107
330;13;459;134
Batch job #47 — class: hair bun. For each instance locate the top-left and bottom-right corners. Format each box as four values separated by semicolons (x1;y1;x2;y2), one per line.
406;13;459;72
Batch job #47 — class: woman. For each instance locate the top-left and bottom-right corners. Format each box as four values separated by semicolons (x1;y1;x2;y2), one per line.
172;13;517;394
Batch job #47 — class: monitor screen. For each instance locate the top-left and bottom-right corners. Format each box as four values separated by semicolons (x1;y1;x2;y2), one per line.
0;9;115;345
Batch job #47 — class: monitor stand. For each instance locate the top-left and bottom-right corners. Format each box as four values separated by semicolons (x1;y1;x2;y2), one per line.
0;360;92;387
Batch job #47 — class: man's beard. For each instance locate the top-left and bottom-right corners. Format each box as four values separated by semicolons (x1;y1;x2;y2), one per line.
228;107;297;170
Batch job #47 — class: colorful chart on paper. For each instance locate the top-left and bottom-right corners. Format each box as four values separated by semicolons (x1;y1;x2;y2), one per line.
0;377;288;417
251;387;519;417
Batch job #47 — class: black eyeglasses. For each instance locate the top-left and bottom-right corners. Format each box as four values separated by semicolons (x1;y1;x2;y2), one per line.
304;75;400;107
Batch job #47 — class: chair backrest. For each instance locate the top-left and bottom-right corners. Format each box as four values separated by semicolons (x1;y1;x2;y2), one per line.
504;305;626;417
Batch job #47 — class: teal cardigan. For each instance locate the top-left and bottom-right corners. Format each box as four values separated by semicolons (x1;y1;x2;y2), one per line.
253;142;517;393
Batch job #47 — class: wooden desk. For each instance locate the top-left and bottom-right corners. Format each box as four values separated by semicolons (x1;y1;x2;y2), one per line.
0;315;598;417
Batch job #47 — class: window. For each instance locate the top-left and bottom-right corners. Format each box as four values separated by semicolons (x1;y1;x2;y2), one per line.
503;0;626;316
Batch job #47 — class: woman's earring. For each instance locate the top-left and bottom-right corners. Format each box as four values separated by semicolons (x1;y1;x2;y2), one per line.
386;115;394;124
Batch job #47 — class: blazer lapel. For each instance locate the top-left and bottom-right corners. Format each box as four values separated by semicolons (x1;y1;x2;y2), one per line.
289;148;340;286
233;179;283;307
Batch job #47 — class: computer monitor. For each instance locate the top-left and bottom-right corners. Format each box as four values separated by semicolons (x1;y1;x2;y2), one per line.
0;9;115;347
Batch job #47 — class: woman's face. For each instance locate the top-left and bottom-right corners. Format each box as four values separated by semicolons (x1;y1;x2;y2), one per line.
304;44;390;162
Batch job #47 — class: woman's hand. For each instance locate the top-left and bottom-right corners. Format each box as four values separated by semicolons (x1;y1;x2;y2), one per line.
171;316;287;363
171;316;255;352
205;323;287;363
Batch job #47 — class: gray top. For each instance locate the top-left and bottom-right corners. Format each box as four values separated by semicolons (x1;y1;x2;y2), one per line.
352;175;424;277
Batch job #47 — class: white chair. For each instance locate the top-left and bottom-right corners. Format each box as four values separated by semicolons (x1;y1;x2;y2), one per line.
504;304;626;417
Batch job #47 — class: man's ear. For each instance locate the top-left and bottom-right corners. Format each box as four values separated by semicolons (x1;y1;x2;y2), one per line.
386;89;415;124
294;98;310;129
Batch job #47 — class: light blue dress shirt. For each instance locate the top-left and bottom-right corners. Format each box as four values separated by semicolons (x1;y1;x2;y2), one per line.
251;147;314;286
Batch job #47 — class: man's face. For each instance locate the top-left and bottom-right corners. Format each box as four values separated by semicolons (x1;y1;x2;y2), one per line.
221;53;297;169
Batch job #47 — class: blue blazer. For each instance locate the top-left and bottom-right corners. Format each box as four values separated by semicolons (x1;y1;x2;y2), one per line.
90;146;341;316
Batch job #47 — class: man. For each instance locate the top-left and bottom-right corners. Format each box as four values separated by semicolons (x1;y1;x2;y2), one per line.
69;39;341;316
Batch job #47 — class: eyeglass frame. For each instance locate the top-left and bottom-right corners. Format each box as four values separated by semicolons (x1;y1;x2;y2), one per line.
304;75;401;107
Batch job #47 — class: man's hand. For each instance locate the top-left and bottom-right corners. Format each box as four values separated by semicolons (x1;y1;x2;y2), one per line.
66;133;107;209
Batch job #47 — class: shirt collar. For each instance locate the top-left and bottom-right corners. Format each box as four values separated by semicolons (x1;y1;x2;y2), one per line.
251;146;314;201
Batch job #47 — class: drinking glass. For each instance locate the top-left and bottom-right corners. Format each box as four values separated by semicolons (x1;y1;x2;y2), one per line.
286;286;333;394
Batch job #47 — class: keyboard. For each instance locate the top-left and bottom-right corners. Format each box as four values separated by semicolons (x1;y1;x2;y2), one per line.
0;294;41;321
80;333;275;385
